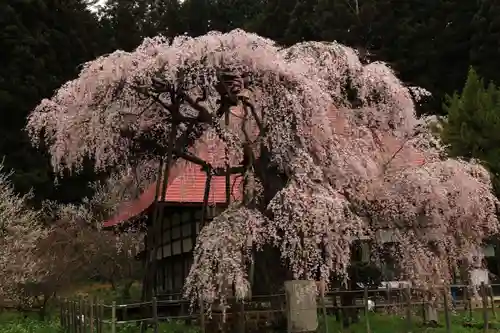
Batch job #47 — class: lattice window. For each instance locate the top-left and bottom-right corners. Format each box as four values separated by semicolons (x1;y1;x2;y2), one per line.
157;210;196;259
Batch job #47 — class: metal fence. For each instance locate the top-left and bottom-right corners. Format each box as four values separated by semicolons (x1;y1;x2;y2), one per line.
59;282;500;333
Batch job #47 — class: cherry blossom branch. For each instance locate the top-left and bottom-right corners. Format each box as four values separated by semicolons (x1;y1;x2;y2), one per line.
381;127;426;173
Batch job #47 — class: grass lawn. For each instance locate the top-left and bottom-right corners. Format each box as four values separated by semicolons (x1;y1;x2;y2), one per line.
0;311;200;333
319;310;500;333
0;311;499;333
0;312;60;333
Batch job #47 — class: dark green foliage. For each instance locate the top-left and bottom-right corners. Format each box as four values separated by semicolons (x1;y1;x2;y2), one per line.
442;68;500;193
470;0;500;86
179;0;213;36
208;0;265;33
99;0;150;51
0;0;111;204
284;0;320;44
144;0;184;39
245;0;298;43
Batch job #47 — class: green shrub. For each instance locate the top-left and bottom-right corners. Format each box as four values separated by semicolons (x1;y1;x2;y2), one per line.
0;313;60;333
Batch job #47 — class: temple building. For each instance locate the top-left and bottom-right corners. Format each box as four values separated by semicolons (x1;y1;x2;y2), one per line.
103;160;242;296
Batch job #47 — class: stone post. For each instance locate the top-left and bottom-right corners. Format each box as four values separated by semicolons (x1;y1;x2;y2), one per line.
284;280;318;333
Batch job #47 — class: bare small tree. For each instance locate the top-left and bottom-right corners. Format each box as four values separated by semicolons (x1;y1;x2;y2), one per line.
37;168;146;302
88;230;143;299
86;166;148;299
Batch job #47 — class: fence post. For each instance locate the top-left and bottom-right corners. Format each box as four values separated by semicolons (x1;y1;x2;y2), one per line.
123;301;128;322
60;299;66;332
67;301;71;333
73;299;80;333
364;286;371;333
199;299;206;333
77;298;81;333
60;299;64;329
443;286;451;333
152;297;158;333
76;300;80;333
421;290;426;323
97;301;103;333
463;286;469;314
398;283;404;314
66;299;70;331
68;301;72;333
405;285;412;333
72;301;78;333
89;298;95;333
386;284;392;314
82;298;88;333
76;299;80;333
236;299;245;333
467;285;473;320
488;284;496;319
337;290;344;333
111;301;117;333
481;282;489;332
319;283;329;333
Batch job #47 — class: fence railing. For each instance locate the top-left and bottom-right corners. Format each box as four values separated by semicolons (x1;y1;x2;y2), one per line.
59;282;500;333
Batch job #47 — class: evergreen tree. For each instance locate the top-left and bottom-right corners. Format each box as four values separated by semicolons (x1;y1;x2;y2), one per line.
144;0;184;38
283;0;320;44
470;0;500;86
179;0;213;36
99;0;149;51
246;0;298;43
313;0;382;49
442;68;500;192
208;0;265;33
0;0;110;203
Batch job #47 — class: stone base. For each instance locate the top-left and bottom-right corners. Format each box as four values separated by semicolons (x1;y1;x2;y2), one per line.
285;280;318;333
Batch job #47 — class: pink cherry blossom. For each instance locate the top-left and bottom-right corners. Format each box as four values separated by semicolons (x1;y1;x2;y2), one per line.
26;30;499;311
0;164;47;303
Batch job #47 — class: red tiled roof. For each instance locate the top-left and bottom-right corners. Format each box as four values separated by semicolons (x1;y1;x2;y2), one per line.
102;162;242;228
165;163;242;204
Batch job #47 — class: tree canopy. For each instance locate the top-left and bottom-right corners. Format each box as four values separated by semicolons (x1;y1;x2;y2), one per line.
26;29;500;310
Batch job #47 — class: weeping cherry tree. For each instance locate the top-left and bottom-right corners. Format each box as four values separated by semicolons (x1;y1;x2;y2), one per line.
26;30;500;311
